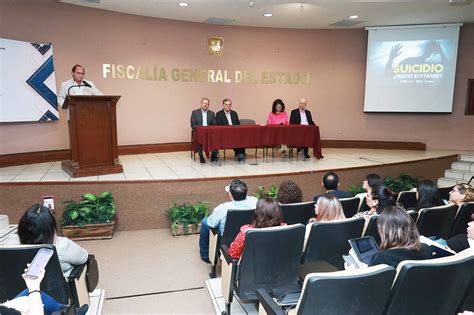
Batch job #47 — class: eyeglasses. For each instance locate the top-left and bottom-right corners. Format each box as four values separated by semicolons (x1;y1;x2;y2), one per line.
75;72;85;75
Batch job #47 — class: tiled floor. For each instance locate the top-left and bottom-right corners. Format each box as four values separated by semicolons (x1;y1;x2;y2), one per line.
78;229;214;314
0;149;467;183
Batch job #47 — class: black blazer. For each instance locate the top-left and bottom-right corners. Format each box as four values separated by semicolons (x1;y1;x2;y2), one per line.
190;108;215;129
215;110;241;126
289;108;315;125
447;234;470;253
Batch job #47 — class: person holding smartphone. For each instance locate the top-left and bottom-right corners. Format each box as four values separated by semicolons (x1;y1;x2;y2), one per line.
5;204;89;277
1;266;59;315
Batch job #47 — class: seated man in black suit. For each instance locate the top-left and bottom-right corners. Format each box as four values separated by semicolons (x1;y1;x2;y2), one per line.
289;98;315;160
314;171;353;201
215;98;246;162
190;98;218;163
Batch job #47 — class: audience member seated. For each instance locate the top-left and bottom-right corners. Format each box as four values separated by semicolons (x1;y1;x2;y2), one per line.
1;266;48;315
314;171;353;202
199;179;258;263
413;179;443;211
349;206;432;269
277;180;303;204
369;206;432;268
5;204;88;277
305;194;346;247
362;173;382;192
266;98;289;157
447;219;474;253
353;184;396;224
448;183;474;206
228;198;286;259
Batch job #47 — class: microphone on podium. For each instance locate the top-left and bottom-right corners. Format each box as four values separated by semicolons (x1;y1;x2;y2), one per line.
82;80;92;88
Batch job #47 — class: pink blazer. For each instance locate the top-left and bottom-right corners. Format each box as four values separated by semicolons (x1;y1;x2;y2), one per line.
267;112;289;125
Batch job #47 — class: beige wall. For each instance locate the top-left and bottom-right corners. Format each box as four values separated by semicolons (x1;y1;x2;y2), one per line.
0;1;473;155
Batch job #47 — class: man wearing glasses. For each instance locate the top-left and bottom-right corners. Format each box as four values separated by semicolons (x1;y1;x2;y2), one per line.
57;64;102;108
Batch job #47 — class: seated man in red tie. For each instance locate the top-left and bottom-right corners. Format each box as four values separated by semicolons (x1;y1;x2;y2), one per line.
289;98;315;160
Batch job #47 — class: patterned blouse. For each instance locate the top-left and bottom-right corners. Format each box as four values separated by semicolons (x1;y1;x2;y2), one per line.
228;223;287;259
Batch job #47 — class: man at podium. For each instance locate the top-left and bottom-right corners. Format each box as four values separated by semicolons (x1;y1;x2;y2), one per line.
57;64;102;108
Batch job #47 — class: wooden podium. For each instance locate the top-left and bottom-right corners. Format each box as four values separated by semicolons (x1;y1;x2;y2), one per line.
61;95;123;177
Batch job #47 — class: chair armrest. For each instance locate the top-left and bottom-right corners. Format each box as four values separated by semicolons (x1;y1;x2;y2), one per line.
256;289;286;315
210;227;220;236
68;262;86;281
220;244;238;265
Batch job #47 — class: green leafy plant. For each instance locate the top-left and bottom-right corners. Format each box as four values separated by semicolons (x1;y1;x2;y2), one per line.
61;191;116;228
384;174;419;193
167;201;209;236
254;185;279;200
348;185;365;196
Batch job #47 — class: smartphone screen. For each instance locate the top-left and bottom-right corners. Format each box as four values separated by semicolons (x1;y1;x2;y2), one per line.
25;248;54;279
43;196;55;214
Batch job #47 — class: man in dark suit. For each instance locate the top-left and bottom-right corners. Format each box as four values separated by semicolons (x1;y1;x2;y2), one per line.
190;98;218;163
215;98;245;162
314;171;353;202
289;98;315;160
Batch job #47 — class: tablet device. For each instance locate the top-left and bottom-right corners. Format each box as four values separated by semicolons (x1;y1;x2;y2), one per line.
349;236;380;265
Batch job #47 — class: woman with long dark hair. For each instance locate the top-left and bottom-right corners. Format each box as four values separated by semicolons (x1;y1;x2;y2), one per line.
353;184;396;222
228;198;286;259
415;179;443;211
6;204;88;276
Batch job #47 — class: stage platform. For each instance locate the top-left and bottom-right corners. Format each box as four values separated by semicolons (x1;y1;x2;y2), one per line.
0;149;466;231
0;148;466;182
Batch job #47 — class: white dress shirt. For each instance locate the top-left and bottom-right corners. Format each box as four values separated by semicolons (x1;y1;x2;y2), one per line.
299;109;309;125
57;78;103;108
225;111;233;125
201;109;208;126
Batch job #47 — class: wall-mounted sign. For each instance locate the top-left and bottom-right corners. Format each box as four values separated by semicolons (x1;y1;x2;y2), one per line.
103;64;310;85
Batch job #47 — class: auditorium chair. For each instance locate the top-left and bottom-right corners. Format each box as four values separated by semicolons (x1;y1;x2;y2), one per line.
396;191;418;209
416;204;458;239
363;215;381;245
448;202;474;238
280;201;315;225
220;224;305;315
238;118;258;159
438;185;455;202
301;217;365;276
383;250;474;315
407;209;419;223
0;244;97;309
208;208;255;278
339;197;360;218
256;264;396;315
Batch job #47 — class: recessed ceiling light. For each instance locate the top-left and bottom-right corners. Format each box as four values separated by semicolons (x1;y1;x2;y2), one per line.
263;13;273;17
349;15;359;19
178;2;189;7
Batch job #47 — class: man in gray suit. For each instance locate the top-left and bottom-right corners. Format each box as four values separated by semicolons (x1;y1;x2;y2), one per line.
190;98;218;163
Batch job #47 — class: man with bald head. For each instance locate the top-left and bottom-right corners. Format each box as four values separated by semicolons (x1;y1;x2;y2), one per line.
290;98;315;160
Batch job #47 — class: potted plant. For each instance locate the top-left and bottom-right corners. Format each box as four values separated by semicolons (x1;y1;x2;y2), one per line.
61;191;116;240
167;201;208;236
254;185;279;200
384;174;419;194
348;184;365;197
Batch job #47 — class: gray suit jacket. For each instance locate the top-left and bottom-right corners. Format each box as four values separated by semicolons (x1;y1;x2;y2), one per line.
190;108;215;129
